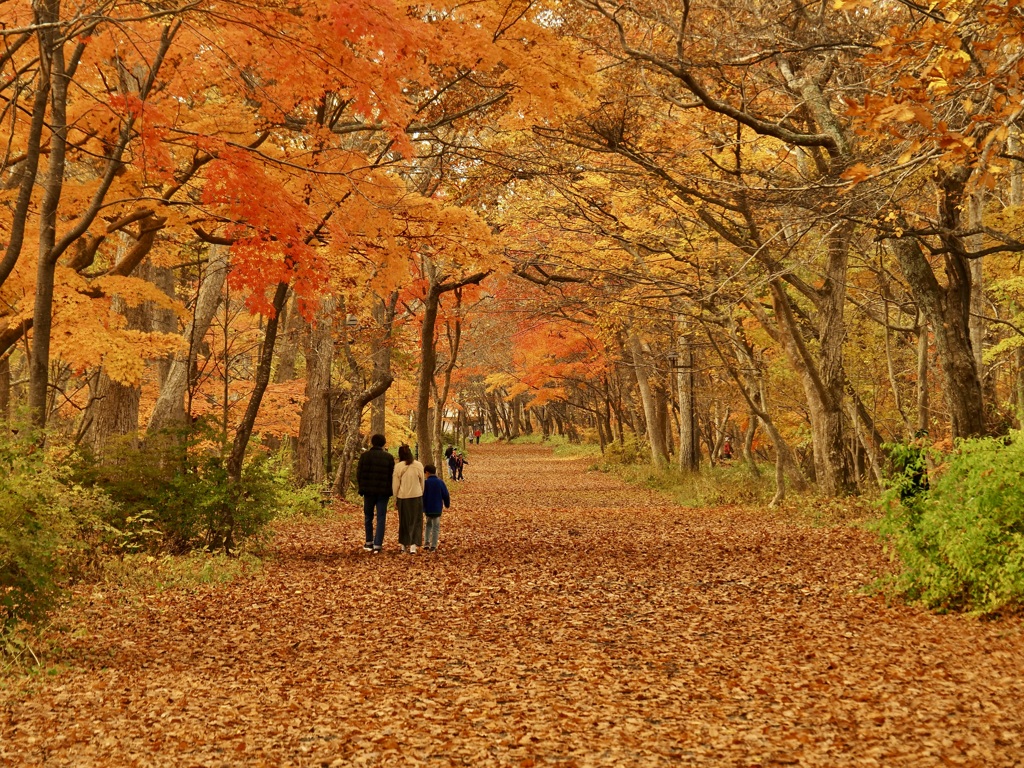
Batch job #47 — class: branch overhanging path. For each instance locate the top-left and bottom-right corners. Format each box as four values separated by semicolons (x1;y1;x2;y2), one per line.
3;444;1024;765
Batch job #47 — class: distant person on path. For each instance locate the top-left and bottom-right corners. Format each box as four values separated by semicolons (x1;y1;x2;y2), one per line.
393;444;425;554
720;437;733;461
447;447;459;480
422;464;450;552
455;450;467;481
474;427;481;444
356;433;395;554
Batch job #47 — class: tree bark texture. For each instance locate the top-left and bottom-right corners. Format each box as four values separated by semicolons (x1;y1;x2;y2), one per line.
415;281;442;467
147;246;228;434
295;297;336;485
627;331;669;469
226;281;290;484
28;5;70;425
675;330;698;472
369;291;398;436
0;356;9;422
273;294;302;384
89;291;147;455
766;279;853;495
330;376;394;496
968;192;985;384
890;225;985;438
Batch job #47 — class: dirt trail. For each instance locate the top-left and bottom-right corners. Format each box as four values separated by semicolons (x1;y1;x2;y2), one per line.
2;443;1023;766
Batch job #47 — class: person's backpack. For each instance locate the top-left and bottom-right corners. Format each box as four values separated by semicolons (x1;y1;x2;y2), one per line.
444;445;453;459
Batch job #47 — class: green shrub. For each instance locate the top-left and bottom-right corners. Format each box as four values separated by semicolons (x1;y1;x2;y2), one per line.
592;435;646;468
268;455;332;519
0;427;114;631
877;431;1024;614
79;420;281;553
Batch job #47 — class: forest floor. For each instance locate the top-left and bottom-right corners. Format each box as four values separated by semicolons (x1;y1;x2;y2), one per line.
2;443;1024;767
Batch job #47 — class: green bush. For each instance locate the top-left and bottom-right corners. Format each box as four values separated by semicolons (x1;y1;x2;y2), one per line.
79;421;281;553
592;435;646;468
268;456;332;520
0;428;114;631
877;431;1024;614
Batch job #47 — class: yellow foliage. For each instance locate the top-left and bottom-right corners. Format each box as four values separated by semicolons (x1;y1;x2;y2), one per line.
91;275;187;317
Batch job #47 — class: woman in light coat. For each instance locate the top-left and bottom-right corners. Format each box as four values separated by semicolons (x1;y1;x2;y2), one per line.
392;444;425;553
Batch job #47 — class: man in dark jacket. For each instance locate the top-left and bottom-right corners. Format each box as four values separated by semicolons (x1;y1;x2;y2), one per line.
356;433;395;553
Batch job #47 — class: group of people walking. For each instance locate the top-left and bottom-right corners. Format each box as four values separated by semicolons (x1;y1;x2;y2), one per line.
444;445;468;481
356;434;451;554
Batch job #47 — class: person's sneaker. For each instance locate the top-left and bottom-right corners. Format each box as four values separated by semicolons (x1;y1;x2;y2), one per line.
372;547;382;554
409;545;418;554
400;545;407;554
363;543;373;552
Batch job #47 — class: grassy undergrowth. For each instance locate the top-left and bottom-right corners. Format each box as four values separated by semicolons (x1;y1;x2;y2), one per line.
98;550;264;594
614;461;775;508
507;434;878;523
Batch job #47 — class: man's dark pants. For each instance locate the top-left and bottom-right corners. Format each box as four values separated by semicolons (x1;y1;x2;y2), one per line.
363;495;389;550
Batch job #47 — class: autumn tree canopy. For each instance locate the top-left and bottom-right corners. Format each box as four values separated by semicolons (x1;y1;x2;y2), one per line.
2;0;1023;513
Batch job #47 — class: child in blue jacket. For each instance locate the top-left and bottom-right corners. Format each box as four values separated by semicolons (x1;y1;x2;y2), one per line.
422;464;450;552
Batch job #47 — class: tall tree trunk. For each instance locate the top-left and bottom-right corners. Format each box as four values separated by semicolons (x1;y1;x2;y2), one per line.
742;411;760;477
510;396;522;439
295;297;336;485
764;280;853;495
369;291;398;436
147;246;228;434
486;396;500;437
414;263;488;465
968;192;986;387
916;313;930;434
890;225;985;438
0;356;10;422
675;329;698;472
815;225;856;494
415;282;442;467
330;376;394;496
882;286;912;435
90;290;148;455
655;386;671;456
28;6;70;426
272;294;302;384
431;304;463;462
226;281;290;484
1010;130;1024;426
627;331;668;469
26;11;174;426
151;264;178;388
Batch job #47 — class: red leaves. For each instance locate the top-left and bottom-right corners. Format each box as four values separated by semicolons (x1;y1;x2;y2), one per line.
202;148;326;316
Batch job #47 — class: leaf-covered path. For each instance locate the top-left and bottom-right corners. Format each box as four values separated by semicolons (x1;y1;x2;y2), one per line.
3;444;1024;766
